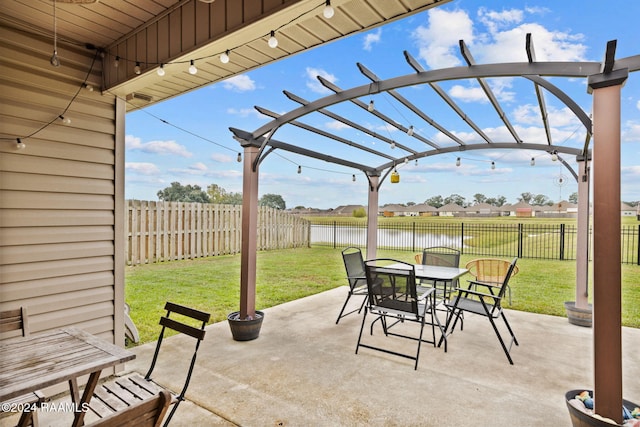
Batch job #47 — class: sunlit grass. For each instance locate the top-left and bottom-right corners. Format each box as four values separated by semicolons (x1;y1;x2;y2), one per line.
125;246;640;345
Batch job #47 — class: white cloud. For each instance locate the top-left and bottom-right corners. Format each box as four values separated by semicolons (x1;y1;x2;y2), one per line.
513;105;581;128
363;28;382;51
125;135;192;157
226;107;267;119
325;121;351;131
412;9;474;69
449;84;487;103
305;67;337;94
637;100;640;111
190;162;208;171
125;162;160;175
211;153;234;163
623;120;640;142
223;74;256;92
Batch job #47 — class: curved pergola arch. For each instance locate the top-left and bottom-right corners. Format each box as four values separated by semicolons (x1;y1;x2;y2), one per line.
232;36;639;423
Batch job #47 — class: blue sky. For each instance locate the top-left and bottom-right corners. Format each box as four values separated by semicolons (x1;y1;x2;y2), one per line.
124;0;640;209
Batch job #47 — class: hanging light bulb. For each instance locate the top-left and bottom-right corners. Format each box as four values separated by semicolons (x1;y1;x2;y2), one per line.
415;159;418;166
50;0;60;67
84;83;93;92
404;157;409;164
551;150;558;161
157;64;165;76
58;115;71;125
188;60;198;75
352;174;356;182
237;152;242;162
114;56;120;68
323;0;335;19
367;100;374;112
15;138;26;150
390;141;395;149
491;161;496;170
220;50;230;64
530;157;535;166
456;157;461;167
134;62;141;75
407;125;414;137
297;165;302;174
268;31;278;48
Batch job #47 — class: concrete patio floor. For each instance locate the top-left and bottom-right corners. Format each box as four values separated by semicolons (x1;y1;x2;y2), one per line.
11;287;640;426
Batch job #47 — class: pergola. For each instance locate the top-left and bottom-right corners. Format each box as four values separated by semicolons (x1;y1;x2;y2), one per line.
231;36;640;423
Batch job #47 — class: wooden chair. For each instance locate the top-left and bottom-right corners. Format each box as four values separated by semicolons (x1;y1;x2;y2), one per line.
87;302;210;427
465;258;520;305
0;308;46;427
85;390;171;427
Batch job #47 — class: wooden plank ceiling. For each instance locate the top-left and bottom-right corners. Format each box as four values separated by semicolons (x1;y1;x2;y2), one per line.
0;0;449;110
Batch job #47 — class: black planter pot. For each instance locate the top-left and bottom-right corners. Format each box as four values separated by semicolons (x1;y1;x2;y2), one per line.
227;310;264;341
566;389;639;427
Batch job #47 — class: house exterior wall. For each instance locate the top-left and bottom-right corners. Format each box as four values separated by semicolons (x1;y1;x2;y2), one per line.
0;26;123;345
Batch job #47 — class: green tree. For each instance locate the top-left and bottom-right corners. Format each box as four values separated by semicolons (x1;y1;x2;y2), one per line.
443;193;466;207
531;194;551;206
352;207;367;218
569;192;578;204
157;182;210;203
518;192;534;204
207;184;242;205
486;196;507;207
259;193;286;210
473;193;486;204
425;195;443;208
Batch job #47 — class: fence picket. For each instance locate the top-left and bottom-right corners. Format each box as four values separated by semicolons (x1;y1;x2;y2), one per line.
125;201;311;265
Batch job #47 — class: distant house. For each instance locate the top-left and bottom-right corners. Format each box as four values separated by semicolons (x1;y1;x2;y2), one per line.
380;204;407;217
508;201;534;217
406;203;438;217
437;203;465;217
621;202;637;217
467;203;499;217
332;205;366;216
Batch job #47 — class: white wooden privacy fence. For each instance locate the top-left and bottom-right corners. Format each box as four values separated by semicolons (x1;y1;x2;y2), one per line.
125;200;311;265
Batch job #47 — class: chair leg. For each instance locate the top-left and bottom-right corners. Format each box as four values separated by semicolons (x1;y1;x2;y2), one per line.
487;315;514;365
335;292;352;324
355;308;369;354
501;312;519;346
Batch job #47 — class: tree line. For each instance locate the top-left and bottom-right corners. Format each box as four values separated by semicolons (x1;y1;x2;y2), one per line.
156;182;286;210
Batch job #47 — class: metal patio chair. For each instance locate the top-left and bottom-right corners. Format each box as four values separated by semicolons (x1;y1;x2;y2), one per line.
415;246;461;304
442;257;519;364
336;247;369;324
465;258;520;305
356;259;442;370
88;302;211;427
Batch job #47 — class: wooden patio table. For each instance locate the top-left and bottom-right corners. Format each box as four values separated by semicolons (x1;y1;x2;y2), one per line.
0;327;135;426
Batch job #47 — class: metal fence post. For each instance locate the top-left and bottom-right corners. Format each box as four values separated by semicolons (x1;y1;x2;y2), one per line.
518;223;523;258
559;223;566;260
460;223;464;254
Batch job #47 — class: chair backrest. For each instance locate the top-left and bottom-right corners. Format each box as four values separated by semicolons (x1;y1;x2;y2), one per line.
421;247;460;268
493;258;518;305
86;389;172;427
364;259;419;315
145;302;211;399
0;307;29;340
342;247;366;289
466;258;520;284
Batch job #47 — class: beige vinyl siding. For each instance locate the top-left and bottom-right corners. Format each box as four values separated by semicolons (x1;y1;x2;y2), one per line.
0;26;122;344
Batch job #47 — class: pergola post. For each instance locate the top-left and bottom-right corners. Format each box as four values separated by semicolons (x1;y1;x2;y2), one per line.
366;174;379;260
588;67;628;423
240;145;260;319
575;158;590;310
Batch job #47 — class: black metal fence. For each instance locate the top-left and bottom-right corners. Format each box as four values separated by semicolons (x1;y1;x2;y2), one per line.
311;222;640;264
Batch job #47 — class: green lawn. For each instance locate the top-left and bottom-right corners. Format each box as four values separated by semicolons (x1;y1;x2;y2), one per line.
125;246;640;345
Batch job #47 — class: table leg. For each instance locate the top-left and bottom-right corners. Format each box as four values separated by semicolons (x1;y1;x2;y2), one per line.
69;378;80;404
71;370;101;427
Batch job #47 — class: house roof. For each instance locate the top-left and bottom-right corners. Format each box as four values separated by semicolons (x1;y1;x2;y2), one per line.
438;203;465;212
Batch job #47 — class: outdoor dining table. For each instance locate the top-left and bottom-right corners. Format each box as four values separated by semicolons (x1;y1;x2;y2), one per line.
0;326;135;427
386;263;469;283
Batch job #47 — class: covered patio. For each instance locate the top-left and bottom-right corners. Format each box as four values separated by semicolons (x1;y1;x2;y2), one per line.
10;287;640;426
